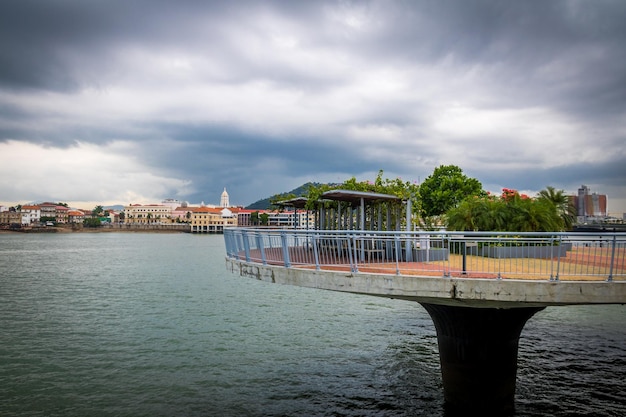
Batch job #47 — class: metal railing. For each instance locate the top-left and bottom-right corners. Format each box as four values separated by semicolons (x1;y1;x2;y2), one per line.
224;228;626;281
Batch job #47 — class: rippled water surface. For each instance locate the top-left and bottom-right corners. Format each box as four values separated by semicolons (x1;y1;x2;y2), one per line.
1;232;624;416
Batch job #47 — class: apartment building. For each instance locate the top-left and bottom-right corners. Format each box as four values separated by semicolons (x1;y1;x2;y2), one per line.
68;210;85;224
190;207;237;233
571;185;608;220
20;205;41;225
236;209;315;229
266;210;315;229
0;210;21;226
123;204;172;224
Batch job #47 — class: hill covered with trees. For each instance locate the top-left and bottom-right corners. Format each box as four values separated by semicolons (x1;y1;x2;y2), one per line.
245;182;335;210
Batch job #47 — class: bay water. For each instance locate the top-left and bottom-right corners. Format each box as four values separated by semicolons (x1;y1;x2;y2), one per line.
0;232;624;416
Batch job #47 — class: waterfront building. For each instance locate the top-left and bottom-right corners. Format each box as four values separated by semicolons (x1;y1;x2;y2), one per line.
68;210;85;224
266;210;315;229
235;208;315;229
55;205;69;224
20;205;41;225
236;209;258;227
571;185;608;222
38;202;58;221
190;206;237;233
171;206;194;223
123;204;172;224
0;209;21;226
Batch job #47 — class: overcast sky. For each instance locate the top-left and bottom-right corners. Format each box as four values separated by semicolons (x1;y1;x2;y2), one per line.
1;0;625;214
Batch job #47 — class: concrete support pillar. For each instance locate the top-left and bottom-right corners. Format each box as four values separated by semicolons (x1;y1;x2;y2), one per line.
420;303;544;416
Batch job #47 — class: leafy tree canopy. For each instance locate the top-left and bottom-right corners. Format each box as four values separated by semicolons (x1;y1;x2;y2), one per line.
418;165;484;218
83;218;102;228
446;187;566;232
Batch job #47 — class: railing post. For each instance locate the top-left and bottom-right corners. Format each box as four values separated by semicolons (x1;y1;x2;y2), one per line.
242;230;251;262
394;235;401;275
256;232;267;265
608;234;616;282
554;235;562;281
462;241;467;275
496;236;502;280
312;234;321;271
280;231;291;268
223;230;232;257
348;234;358;273
405;233;413;262
443;235;451;277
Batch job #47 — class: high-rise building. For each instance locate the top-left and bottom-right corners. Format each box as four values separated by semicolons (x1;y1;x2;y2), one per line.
571;185;607;219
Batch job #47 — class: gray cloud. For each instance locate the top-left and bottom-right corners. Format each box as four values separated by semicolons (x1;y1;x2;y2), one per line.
0;0;625;213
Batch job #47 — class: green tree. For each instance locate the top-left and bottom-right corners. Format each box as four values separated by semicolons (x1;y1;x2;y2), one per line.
259;213;269;226
446;188;565;232
83;218;101;228
506;195;562;232
418;165;484;218
92;205;104;216
538;186;576;230
250;211;260;226
446;196;489;231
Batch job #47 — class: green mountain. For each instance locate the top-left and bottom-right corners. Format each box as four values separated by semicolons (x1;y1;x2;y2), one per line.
246;182;332;210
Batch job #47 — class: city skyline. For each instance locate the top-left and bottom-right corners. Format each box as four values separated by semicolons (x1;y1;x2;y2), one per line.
2;183;619;220
1;1;625;214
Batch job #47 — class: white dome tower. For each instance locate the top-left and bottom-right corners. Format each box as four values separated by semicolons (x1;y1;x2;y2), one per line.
220;187;230;208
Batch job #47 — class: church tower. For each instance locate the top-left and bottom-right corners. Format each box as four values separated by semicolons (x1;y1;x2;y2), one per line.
220;187;230;208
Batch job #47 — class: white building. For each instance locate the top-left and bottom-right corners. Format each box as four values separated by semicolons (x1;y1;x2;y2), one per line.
20;205;41;225
161;199;187;211
220;188;230;208
267;210;315;229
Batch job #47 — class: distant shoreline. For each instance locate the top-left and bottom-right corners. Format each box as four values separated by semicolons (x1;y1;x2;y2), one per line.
0;225;193;234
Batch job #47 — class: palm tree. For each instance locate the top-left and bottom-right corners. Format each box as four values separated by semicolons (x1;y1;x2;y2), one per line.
508;198;562;232
446;197;488;231
538;186;576;230
447;191;565;232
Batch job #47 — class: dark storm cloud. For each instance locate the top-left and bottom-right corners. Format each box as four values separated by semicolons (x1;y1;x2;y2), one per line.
0;1;328;91
362;1;626;119
143;122;387;183
0;0;624;210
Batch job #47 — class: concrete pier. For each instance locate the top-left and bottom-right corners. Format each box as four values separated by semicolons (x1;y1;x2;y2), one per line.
420;303;544;416
224;228;626;415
